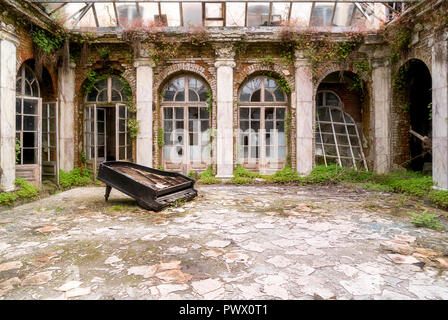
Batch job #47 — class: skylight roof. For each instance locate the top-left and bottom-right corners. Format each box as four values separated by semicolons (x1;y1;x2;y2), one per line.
30;1;415;31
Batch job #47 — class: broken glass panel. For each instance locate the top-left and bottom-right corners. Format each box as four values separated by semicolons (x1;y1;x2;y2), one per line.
315;91;367;170
95;3;117;27
116;3;138;27
226;2;246;26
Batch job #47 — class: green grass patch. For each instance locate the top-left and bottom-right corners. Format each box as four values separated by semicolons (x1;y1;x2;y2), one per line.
0;178;40;206
197;166;221;184
428;189;448;209
263;165;302;183
59;168;92;189
408;210;444;230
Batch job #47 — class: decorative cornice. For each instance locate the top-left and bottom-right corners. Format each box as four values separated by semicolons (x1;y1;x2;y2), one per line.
134;58;155;68
0;22;19;47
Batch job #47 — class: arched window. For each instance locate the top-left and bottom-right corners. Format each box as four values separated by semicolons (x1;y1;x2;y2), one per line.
86;77;128;103
161;75;211;173
163;75;208;102
238;75;288;174
315;91;367;170
16;65;41;166
16;64;40;98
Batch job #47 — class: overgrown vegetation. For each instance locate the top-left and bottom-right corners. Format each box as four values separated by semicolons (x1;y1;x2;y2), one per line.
59;168;93;189
32;29;63;55
196;166;221;184
408;210;444;230
0;178;39;206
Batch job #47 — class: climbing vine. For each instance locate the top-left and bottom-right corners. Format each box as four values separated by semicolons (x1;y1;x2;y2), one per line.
32;28;64;55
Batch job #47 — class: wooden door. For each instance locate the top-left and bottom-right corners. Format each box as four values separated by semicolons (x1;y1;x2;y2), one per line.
42;101;59;184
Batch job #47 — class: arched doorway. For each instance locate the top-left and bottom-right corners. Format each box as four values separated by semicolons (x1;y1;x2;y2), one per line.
83;76;132;175
161;74;211;174
237;75;288;174
394;59;432;174
315;90;367;170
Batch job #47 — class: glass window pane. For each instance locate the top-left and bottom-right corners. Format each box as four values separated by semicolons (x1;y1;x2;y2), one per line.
161;3;181;27
23;100;37;115
140;3;159;25
16;115;22;131
23;116;36;131
240;108;249;119
175;108;184;119
23;132;36;148
189;107;199;120
311;3;334;27
22;148;36;164
276;108;285;120
290;3;313;26
226;3;246;26
271;3;290;26
116;3;139;27
205;3;223;19
247;3;270;27
333;3;354;27
95;3;117;27
164;108;173;119
77;6;97;28
182;3;202;26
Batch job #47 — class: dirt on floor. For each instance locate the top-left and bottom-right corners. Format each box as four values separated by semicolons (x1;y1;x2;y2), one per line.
0;184;447;300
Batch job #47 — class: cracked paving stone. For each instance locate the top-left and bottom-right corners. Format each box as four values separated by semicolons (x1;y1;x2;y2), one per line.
375;289;414;300
263;285;289;300
156;284;189;296
305;237;330;248
266;256;293;268
155;270;192;284
65;287;91;299
191;278;223;296
202;249;224;258
167;246;188;254
0;261;23;272
235;284;265;299
387;254;421;265
408;283;448;299
141;234;167;241
340;273;384;296
104;256;122;265
302;285;335;299
158;260;181;271
289;264;315;276
128;265;158;278
57;281;82;292
223;252;250;264
37;226;61;233
205;240;231;248
22;271;53;286
239;242;265;253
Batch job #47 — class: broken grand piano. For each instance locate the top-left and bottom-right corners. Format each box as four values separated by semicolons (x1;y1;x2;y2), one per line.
97;161;198;211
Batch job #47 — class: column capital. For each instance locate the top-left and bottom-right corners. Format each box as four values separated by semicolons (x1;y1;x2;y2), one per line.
134;58;155;68
294;50;311;67
371;57;390;69
214;60;236;68
0;22;19;47
214;42;235;60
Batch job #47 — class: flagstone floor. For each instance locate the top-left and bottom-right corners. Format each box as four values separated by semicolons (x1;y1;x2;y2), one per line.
0;184;447;300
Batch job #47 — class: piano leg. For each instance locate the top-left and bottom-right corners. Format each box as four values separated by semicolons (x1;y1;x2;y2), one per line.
105;185;112;201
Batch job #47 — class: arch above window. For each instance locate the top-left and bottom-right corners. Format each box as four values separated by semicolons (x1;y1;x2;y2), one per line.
163;75;208;103
86;76;129;103
239;76;287;103
16;64;40;98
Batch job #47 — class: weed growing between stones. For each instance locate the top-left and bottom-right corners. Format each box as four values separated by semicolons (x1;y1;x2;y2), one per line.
59;168;93;189
196;166;221;185
0;178;40;206
408;210;444;231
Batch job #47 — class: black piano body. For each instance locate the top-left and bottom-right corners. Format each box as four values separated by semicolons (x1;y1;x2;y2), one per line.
97;161;197;211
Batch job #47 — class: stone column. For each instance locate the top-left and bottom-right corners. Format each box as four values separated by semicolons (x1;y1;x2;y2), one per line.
134;58;154;167
432;32;448;189
0;23;19;191
58;62;76;171
214;44;235;178
295;51;314;175
372;57;392;174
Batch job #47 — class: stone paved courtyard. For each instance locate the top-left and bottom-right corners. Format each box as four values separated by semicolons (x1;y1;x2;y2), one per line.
0;184;448;300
